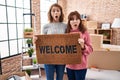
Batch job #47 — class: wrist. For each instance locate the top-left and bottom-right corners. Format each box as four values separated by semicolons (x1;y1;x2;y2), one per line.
81;45;85;50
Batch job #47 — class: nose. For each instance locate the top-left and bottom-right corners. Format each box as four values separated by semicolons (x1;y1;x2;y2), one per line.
73;19;77;22
55;11;58;14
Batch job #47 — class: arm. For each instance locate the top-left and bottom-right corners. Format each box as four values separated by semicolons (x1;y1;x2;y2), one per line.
79;31;93;56
33;24;48;44
41;24;49;34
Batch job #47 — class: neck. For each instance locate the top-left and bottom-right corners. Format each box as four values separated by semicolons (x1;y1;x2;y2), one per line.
53;19;59;22
70;29;79;32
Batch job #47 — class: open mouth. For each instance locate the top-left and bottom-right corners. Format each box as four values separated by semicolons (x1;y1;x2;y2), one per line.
74;24;77;27
55;16;58;18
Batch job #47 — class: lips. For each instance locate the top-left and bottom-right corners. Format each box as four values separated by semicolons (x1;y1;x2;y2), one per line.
74;24;77;27
55;16;58;18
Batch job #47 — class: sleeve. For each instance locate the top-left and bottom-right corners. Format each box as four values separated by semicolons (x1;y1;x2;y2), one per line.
82;31;93;56
41;24;49;34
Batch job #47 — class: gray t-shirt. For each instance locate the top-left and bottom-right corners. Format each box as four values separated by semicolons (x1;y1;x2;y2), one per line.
42;22;67;34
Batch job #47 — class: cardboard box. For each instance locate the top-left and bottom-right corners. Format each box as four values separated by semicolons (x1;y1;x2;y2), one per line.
90;34;103;50
88;28;95;34
87;21;98;29
0;72;32;80
35;33;82;64
88;50;120;70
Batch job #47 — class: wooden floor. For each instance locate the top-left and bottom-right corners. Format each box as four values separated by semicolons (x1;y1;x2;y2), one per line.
32;68;68;80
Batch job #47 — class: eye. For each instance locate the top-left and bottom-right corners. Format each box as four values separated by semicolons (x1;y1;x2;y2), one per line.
57;9;60;12
52;9;55;12
70;19;74;22
70;17;74;21
76;18;79;20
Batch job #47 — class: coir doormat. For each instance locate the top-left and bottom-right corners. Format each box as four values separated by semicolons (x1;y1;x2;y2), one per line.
35;33;82;64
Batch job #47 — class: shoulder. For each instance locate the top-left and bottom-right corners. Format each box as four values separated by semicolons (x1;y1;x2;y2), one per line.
60;22;67;28
42;23;51;32
43;23;50;27
84;31;89;35
82;31;90;38
61;22;67;26
43;23;52;29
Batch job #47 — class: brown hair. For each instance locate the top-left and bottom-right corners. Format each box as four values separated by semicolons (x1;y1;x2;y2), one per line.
66;11;86;33
48;3;64;22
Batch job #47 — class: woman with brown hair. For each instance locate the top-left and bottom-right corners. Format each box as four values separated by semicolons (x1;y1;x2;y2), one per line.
66;11;93;80
42;3;67;80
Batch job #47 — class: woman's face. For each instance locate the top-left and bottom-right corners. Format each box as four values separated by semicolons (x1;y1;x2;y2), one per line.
70;15;80;30
51;6;61;22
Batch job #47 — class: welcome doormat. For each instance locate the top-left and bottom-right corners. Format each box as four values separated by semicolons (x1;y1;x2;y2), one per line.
35;33;82;64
